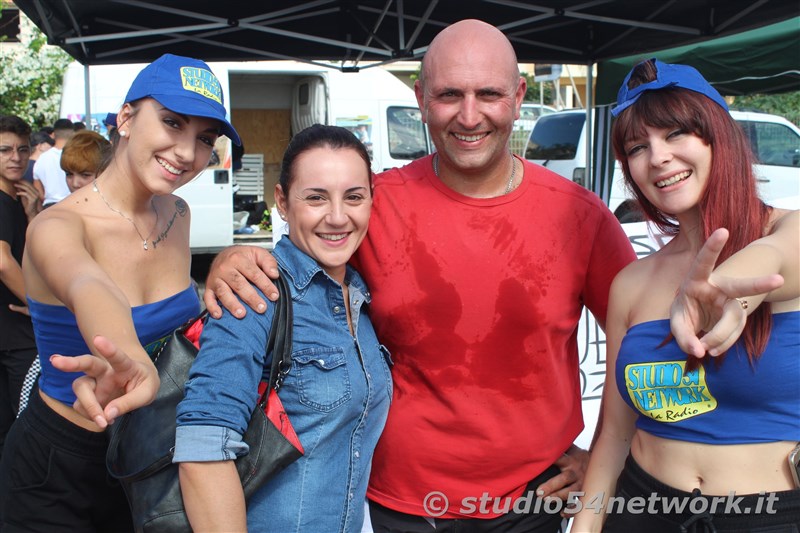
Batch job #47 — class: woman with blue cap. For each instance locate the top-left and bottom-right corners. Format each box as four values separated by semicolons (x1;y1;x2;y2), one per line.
572;58;799;531
0;54;240;531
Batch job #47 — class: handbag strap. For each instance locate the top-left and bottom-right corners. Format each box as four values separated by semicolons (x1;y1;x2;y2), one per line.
260;270;293;407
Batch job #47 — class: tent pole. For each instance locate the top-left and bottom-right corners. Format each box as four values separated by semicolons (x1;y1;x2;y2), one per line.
539;81;543;108
83;64;92;129
585;61;594;191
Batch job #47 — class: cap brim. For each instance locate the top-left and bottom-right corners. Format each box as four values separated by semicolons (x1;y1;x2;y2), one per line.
149;93;242;146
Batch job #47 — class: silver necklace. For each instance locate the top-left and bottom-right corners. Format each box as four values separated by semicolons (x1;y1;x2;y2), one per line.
93;179;159;251
433;152;518;195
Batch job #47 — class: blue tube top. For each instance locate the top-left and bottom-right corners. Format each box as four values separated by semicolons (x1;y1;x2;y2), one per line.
28;286;200;404
616;311;800;444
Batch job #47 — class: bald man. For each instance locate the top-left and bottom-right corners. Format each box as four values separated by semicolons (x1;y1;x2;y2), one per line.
205;20;635;532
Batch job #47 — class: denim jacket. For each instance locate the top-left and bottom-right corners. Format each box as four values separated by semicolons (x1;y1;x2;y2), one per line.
174;237;392;532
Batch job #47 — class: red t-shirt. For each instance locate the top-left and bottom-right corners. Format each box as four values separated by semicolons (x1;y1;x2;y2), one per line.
354;156;636;518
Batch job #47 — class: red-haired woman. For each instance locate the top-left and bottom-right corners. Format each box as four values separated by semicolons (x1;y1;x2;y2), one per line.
572;59;799;532
61;130;112;193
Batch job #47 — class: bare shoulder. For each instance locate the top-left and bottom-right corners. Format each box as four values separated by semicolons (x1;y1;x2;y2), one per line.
23;204;94;301
766;209;799;309
163;194;191;217
155;193;192;231
761;208;799;258
166;194;191;228
769;208;798;235
149;194;192;251
609;249;678;324
613;251;661;290
608;255;654;319
26;203;86;246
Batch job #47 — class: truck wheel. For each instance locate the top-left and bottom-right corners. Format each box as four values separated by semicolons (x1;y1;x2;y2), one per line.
614;201;644;223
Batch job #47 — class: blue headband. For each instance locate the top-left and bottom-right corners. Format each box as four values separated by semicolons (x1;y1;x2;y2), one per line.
611;58;728;117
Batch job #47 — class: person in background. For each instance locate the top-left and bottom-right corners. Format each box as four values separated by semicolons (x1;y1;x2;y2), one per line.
39;126;54;140
354;124;373;160
104;112;119;142
72;121;87;131
176;124;391;533
60;130;112;193
0;116;39;460
232;137;244;171
203;19;636;532
0;54;240;532
22;131;54;183
33;118;74;207
572;58;800;532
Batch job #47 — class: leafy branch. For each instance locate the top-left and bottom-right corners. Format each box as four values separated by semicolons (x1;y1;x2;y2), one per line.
0;11;72;128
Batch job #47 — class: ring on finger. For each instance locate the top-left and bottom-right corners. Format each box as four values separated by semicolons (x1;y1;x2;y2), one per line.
734;297;748;310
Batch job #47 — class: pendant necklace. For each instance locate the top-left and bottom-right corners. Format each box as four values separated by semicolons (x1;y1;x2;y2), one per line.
93;179;159;251
433;152;517;195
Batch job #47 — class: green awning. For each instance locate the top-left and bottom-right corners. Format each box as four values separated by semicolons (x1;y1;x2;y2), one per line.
597;17;800;105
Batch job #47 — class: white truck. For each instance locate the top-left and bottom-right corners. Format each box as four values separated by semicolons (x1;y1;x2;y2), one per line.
60;60;429;253
525;108;800;221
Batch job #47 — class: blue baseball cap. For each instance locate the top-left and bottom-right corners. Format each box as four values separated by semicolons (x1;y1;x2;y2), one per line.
104;112;117;128
611;58;728;117
124;54;241;145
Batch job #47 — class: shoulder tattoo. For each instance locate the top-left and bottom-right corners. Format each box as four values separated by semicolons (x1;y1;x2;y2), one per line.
151;198;189;249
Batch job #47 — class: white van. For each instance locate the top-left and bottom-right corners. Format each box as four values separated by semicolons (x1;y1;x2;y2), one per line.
516;103;557;131
509;103;557;156
525;109;800;221
60;60;429;253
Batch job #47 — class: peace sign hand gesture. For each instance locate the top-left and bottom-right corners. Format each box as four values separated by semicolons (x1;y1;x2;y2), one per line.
50;336;159;428
670;228;783;358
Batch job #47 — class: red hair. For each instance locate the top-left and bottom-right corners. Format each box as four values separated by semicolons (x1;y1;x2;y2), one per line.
61;130;111;174
612;62;772;366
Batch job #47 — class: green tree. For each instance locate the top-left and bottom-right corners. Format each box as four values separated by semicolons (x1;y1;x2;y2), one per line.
731;91;800;127
521;72;554;104
0;11;72;129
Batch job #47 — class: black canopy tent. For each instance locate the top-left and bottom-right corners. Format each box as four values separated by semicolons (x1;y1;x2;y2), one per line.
13;0;798;68
14;0;799;201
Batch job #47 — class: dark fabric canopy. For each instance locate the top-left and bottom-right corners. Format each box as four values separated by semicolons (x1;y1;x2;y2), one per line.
15;0;797;204
14;0;799;68
597;17;800;104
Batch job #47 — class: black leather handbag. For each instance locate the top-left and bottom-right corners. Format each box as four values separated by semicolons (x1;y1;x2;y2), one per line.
106;273;302;533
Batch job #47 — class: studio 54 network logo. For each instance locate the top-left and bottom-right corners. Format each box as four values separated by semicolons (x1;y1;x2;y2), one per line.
422;489;780;518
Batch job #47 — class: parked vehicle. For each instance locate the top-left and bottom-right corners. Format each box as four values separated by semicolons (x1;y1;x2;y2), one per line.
516;103;557;130
61;60;429;253
733;110;800;201
524;109;591;186
525;108;800;222
510;103;557;156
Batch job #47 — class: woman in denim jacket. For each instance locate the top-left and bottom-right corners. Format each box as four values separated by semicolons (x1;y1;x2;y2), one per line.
174;124;392;533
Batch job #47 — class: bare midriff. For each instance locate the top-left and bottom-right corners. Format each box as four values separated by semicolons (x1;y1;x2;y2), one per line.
631;430;796;494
